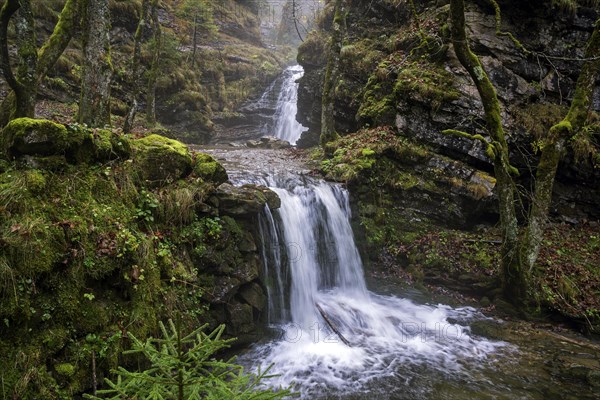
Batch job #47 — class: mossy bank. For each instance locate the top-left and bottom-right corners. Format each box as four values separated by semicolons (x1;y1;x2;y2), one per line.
0;118;278;398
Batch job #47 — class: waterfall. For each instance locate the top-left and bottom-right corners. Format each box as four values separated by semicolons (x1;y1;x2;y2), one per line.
212;65;508;398
241;174;506;398
268;182;368;330
272;65;308;145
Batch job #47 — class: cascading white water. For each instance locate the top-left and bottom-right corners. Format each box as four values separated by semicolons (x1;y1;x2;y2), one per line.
245;177;506;398
272;65;308;145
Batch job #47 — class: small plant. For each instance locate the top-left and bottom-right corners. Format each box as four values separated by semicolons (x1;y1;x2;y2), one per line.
136;189;159;223
84;319;291;400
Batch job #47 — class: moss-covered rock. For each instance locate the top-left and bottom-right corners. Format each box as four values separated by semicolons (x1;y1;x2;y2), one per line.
193;152;228;184
1;118;81;159
54;363;75;377
73;128;132;162
131;134;193;186
0;131;271;398
0;119;132;166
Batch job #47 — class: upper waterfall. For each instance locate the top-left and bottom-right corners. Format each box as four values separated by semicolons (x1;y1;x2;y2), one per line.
272;65;308;145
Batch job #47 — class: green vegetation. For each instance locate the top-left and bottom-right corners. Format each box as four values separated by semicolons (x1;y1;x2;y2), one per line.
0;119;276;398
356;51;459;126
319;126;495;263
85;319;290;400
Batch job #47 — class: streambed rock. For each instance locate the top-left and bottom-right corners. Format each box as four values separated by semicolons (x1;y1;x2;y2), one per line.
246;136;292;149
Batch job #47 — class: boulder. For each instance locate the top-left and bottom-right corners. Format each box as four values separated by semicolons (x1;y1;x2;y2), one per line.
226;301;254;334
77;128;131;162
192;152;228;184
131;134;192;187
211;183;274;215
1;118;82;159
0;118;131;165
246;136;292;149
232;253;260;283
238;282;266;311
203;276;240;304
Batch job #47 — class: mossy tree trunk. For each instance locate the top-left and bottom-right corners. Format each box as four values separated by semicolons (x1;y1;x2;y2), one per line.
320;0;346;146
522;17;600;274
146;0;161;127
0;0;37;122
449;0;524;304
0;0;79;127
123;0;150;133
448;0;600;307
78;0;112;128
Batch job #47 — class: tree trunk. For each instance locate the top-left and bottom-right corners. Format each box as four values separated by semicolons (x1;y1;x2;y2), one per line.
0;0;78;127
449;0;525;304
123;0;150;133
320;0;345;146
78;0;112;127
191;13;197;68
0;0;37;122
13;0;37;119
146;0;161;127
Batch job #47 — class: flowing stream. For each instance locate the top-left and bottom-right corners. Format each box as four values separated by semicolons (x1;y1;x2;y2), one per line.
207;65;600;399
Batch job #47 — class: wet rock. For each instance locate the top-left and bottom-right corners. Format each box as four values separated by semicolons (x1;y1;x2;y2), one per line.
470;320;507;341
131;134;192;187
246;136;292;149
549;352;600;387
232;254;260;283
238;231;258;253
263;187;281;210
203;276;240;303
226;301;254;334
238;282;266;311
212;183;273;215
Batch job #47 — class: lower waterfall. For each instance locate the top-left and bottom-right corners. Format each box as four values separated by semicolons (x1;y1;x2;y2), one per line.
240;174;506;398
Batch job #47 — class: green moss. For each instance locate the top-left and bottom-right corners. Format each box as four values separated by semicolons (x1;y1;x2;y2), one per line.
23;169;47;194
1;118;75;159
131;134;192;186
54;363;75;377
193;153;228;184
393;62;460;110
297;30;328;67
357;75;397;125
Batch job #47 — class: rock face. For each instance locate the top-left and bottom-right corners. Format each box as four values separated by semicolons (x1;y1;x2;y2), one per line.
297;0;600;220
210;183;280;215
